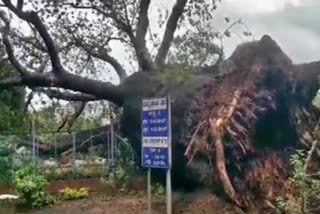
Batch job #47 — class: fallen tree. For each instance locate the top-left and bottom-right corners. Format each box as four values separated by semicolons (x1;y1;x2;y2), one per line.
1;1;320;212
120;35;320;210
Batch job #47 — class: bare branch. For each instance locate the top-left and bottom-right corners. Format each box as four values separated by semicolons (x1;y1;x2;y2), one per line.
74;38;127;80
0;11;30;76
92;4;135;40
11;30;47;52
35;56;49;73
64;1;155;72
24;90;34;112
63;2;92;9
0;13;28;76
57;102;86;132
155;0;188;67
3;0;64;75
121;0;131;27
35;88;99;102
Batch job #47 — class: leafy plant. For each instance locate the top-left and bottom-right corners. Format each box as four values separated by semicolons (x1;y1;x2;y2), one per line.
160;64;194;85
152;183;165;197
59;187;90;200
0;136;14;184
13;166;53;208
0;62;28;134
106;139;138;192
275;150;320;214
106;166;130;191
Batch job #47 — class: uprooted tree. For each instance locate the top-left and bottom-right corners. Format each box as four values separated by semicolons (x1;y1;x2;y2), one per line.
1;0;320;210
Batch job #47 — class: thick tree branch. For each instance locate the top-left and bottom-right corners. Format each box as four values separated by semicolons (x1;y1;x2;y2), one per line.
155;0;188;67
135;0;150;46
92;4;135;40
0;11;28;76
134;0;155;72
3;33;29;76
3;0;64;75
0;71;124;105
16;0;23;11
59;72;124;105
0;2;124;106
35;88;99;102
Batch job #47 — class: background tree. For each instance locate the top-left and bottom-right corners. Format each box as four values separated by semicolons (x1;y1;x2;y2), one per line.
0;60;27;133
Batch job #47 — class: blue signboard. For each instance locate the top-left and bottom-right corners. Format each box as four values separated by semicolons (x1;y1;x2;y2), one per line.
142;97;171;169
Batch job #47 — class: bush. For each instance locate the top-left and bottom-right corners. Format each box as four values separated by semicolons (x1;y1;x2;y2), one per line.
0;136;14;184
152;183;165;197
59;187;90;200
275;150;320;214
105;139;138;192
106;166;130;191
14;166;53;208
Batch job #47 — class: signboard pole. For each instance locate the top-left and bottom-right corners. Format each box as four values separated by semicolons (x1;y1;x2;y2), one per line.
166;169;172;214
148;168;152;214
166;96;172;214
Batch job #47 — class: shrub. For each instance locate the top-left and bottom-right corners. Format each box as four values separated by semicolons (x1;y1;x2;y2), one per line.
106;166;130;191
105;139;138;192
14;166;53;208
152;183;165;197
275;150;320;214
0;136;14;184
59;187;90;200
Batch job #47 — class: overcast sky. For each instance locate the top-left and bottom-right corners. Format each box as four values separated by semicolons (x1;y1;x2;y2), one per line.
107;0;320;72
211;0;320;64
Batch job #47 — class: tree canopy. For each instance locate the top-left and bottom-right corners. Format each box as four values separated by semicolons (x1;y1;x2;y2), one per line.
0;0;234;106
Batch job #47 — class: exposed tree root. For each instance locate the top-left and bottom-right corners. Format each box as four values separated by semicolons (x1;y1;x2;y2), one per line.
209;90;241;205
209;118;238;205
183;35;320;210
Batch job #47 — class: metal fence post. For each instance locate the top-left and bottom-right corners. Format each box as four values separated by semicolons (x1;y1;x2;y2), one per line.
110;122;114;166
36;133;39;163
107;128;110;165
72;132;76;170
54;133;57;161
90;130;93;155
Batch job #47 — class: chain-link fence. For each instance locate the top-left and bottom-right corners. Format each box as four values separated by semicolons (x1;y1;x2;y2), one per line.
0;123;136;183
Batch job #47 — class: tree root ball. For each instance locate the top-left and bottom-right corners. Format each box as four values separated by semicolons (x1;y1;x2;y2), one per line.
120;35;320;207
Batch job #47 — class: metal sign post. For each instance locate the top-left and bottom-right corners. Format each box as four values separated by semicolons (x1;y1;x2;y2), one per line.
141;97;172;214
147;168;152;213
